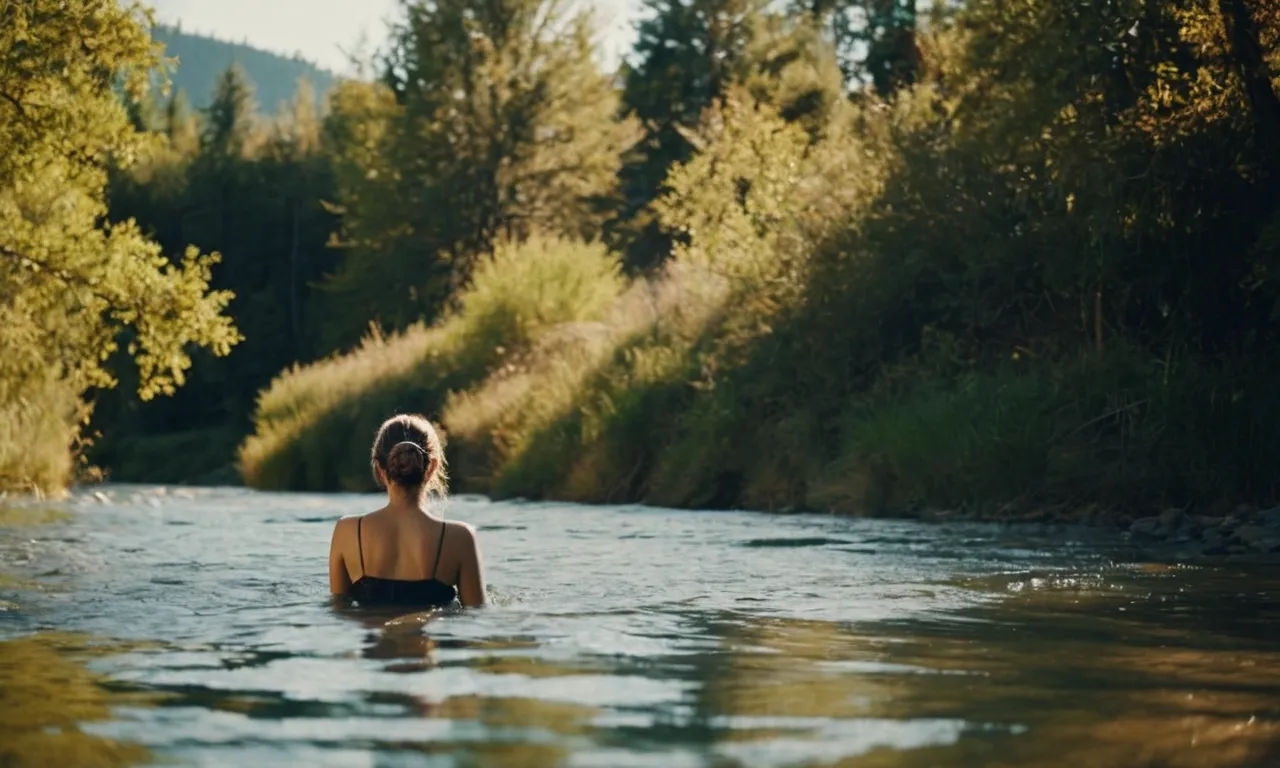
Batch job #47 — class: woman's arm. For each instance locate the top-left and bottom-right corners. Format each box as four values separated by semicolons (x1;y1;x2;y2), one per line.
329;518;353;596
456;523;488;607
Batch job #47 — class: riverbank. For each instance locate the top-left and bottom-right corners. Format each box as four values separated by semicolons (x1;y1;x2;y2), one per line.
21;477;1280;569
58;1;1279;526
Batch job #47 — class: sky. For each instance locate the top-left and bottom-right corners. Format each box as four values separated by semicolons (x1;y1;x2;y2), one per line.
145;0;643;76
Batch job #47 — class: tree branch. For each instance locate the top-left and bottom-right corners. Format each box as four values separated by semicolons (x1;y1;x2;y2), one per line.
0;88;29;121
0;242;118;306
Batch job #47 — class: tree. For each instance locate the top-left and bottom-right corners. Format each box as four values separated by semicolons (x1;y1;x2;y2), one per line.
0;0;240;491
610;0;844;271
93;65;340;483
315;0;638;349
164;89;200;157
202;63;260;160
806;0;925;95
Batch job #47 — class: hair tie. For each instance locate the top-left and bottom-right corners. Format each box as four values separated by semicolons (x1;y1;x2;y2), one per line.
394;440;426;456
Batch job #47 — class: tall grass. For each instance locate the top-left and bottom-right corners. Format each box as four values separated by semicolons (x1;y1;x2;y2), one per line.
236;56;1280;519
0;375;83;497
445;270;715;501
238;236;624;491
810;348;1280;517
238;236;1280;515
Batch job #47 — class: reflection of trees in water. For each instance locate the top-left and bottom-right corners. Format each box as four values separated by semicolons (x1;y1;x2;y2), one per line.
0;632;156;768
687;612;898;721
328;601;593;765
674;571;1280;768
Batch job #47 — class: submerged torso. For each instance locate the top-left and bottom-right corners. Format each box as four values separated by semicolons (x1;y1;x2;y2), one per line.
349;516;457;608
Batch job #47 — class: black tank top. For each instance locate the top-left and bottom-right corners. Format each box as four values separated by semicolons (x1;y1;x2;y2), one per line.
349;517;457;608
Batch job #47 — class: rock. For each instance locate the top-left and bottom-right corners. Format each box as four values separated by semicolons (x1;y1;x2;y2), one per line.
1130;516;1162;537
1258;507;1280;528
1195;516;1225;530
1257;538;1280;553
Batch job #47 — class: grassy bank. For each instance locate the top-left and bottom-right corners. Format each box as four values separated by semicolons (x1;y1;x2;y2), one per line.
0;375;84;497
237;1;1280;520
240;239;1280;517
238;236;626;490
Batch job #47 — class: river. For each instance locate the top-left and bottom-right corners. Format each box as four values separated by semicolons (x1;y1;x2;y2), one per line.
1;485;1278;767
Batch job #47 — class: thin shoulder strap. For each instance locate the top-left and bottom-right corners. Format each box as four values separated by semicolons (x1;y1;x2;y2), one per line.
356;517;366;578
431;521;447;580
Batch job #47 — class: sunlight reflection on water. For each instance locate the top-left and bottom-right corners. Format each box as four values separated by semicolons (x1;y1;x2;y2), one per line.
1;485;1278;767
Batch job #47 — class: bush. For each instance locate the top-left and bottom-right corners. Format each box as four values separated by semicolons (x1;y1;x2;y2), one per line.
239;0;1280;520
810;348;1280;517
238;236;623;490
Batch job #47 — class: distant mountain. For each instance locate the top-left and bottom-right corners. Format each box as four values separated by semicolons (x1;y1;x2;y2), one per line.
151;25;337;113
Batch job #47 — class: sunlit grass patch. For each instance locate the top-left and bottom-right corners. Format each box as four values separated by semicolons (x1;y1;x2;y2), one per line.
238;236;624;491
0;376;83;497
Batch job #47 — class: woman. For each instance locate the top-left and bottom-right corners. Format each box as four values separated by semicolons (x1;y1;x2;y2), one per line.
329;414;487;607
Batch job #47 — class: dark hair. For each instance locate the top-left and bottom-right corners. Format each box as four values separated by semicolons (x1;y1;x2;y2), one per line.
371;414;447;497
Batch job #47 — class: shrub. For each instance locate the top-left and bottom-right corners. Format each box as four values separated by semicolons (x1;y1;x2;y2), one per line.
238;236;623;490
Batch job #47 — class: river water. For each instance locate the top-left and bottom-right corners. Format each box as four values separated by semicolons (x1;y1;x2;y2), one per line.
1;485;1278;767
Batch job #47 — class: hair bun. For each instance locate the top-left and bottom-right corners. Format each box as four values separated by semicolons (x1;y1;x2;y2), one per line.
385;440;428;486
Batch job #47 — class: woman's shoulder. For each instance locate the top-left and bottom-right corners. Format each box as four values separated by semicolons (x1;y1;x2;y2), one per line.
443;519;478;541
332;512;377;531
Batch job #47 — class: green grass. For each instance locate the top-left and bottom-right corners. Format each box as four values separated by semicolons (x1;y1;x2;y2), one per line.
0;375;83;497
239;228;1280;520
441;261;731;502
238;236;625;491
810;348;1280;517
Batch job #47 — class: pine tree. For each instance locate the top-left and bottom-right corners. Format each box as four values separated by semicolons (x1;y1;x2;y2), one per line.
203;63;260;159
165;89;201;157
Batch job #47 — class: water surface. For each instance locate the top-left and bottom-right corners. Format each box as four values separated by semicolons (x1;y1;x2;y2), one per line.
1;486;1278;766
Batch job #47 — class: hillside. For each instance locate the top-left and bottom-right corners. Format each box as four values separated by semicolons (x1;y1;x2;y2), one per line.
151;24;337;112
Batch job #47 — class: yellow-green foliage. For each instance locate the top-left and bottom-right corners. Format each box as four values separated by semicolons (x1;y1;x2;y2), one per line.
239;236;623;490
242;0;1280;517
441;92;871;503
0;1;240;493
443;263;724;499
458;236;624;360
0;375;83;496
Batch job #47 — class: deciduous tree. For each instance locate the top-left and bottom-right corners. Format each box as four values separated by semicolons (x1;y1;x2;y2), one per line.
0;0;240;491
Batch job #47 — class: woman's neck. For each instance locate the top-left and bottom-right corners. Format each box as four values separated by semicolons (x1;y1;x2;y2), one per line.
384;485;428;513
